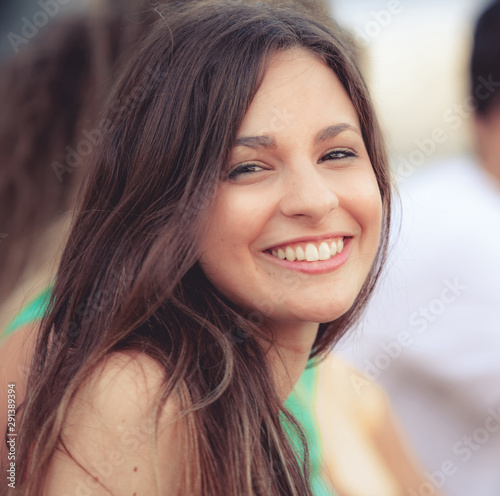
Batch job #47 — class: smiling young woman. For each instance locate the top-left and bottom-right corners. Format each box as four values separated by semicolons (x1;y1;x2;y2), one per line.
13;2;391;495
199;47;384;402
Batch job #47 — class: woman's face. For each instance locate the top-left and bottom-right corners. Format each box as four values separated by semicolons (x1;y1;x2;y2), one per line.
199;49;382;326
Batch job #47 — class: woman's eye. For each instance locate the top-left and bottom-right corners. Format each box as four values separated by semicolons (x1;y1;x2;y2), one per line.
227;163;265;181
318;148;357;164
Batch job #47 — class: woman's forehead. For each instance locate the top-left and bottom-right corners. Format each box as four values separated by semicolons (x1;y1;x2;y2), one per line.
236;48;360;140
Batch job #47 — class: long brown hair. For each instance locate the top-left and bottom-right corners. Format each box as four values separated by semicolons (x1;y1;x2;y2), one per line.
15;2;392;494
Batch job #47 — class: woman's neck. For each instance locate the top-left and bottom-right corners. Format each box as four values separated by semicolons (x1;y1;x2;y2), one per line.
265;321;320;402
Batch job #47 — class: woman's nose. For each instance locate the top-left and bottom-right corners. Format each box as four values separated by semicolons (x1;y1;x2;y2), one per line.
279;162;339;222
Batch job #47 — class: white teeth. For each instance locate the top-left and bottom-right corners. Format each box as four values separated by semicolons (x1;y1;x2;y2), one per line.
305;243;319;262
330;241;337;257
318;242;330;260
285;246;296;262
269;237;345;262
296;246;306;261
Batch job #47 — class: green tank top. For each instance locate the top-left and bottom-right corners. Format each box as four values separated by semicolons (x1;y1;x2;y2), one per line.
2;288;52;339
2;287;334;496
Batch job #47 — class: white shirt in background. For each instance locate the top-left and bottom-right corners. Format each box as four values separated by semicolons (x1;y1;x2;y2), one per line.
338;156;500;496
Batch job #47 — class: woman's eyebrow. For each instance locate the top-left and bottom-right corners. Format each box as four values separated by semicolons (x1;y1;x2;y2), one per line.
233;123;360;150
314;123;360;145
233;135;276;150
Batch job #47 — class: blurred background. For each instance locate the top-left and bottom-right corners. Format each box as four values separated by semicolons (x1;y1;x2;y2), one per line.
330;0;491;175
0;0;91;61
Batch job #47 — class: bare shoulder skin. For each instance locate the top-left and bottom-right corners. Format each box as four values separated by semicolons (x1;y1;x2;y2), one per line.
42;352;186;495
316;354;437;496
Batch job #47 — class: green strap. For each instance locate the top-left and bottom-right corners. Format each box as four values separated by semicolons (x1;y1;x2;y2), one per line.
2;286;52;340
286;365;335;496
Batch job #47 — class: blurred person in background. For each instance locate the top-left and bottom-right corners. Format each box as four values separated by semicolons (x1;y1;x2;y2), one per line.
339;2;500;495
0;0;168;474
0;0;162;333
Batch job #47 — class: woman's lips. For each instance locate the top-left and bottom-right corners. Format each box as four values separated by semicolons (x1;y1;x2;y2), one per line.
262;237;353;274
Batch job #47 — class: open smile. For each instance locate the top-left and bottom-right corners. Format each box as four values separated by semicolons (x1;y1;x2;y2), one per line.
268;236;346;262
263;236;353;274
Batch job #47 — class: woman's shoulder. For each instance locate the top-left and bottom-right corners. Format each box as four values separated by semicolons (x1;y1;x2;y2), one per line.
43;351;186;495
77;351;170;413
315;353;389;427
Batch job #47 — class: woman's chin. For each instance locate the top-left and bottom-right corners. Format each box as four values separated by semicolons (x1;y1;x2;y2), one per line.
271;299;356;327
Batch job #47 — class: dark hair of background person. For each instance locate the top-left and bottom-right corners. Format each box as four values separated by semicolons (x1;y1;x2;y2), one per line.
15;1;391;494
0;1;166;313
471;0;500;116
